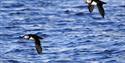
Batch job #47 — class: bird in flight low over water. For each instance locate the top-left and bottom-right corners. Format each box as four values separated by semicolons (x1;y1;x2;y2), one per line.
22;34;43;54
84;0;106;18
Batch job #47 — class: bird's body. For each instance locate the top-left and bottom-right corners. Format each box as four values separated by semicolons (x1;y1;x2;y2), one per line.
85;0;106;18
22;34;43;54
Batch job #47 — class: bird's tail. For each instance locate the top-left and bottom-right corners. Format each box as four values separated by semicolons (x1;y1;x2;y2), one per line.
100;1;106;4
96;0;106;5
102;2;106;4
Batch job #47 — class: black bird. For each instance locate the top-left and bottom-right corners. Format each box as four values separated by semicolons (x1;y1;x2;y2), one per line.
85;0;106;18
22;34;43;54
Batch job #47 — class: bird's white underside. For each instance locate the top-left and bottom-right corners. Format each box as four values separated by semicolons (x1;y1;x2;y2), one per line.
29;37;35;40
84;0;97;5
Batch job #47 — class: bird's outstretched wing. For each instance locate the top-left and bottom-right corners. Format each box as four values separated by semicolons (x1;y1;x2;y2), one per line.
35;39;42;54
88;5;94;13
97;4;105;18
35;44;42;54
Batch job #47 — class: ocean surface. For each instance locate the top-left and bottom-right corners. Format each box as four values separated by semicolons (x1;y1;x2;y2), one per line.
0;0;125;63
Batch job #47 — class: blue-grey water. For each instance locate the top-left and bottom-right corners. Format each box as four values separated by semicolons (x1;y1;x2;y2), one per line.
0;0;125;63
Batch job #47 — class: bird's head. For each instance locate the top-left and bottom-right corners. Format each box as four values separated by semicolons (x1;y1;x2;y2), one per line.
22;34;43;41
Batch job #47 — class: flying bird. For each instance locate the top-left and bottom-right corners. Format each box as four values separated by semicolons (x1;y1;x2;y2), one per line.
85;0;106;18
22;34;43;54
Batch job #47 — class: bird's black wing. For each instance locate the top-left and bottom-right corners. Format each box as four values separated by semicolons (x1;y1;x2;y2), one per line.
35;39;42;54
35;44;42;54
97;4;105;18
88;5;94;13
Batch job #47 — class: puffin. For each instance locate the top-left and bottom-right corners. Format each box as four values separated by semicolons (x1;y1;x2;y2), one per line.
85;0;106;18
22;34;43;54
